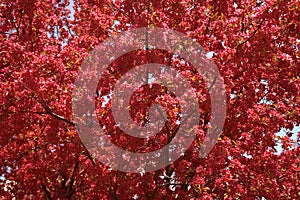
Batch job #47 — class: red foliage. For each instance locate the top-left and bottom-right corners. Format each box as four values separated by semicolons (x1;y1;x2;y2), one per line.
0;0;299;199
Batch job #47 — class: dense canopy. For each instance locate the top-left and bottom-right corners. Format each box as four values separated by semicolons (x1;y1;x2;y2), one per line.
0;0;299;199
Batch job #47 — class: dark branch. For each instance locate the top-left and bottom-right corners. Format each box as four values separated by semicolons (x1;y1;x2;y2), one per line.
41;183;52;200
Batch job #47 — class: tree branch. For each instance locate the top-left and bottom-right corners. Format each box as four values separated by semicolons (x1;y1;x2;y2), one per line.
41;183;52;200
31;94;75;126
